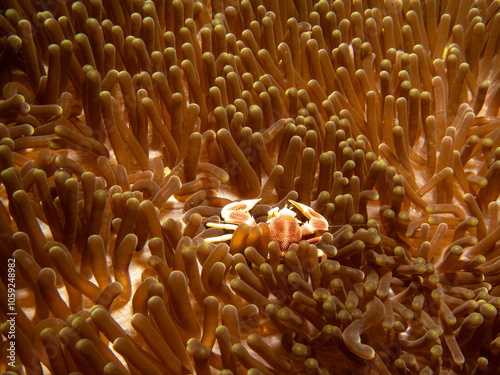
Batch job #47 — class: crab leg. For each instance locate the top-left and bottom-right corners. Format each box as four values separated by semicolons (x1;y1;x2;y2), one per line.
205;199;261;243
204;233;234;243
205;222;239;230
289;200;329;236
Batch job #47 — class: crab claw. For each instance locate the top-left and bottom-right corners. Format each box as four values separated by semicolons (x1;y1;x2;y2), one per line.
289;200;329;236
221;198;261;226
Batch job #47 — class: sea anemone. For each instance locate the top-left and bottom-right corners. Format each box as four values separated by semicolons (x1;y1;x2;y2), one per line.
1;0;500;374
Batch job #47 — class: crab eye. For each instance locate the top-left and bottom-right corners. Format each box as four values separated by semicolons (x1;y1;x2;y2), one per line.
267;206;279;219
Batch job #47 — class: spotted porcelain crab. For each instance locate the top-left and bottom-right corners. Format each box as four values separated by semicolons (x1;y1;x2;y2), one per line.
205;199;329;253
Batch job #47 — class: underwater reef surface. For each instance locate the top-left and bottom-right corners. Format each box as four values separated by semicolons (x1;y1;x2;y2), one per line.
1;0;500;374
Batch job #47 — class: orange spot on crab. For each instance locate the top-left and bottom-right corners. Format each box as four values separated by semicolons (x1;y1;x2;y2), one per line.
205;199;329;254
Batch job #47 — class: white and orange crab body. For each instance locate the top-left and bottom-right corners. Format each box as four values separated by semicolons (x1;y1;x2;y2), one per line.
206;199;329;253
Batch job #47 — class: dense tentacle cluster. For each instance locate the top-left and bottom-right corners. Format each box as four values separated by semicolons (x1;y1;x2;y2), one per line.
1;0;500;374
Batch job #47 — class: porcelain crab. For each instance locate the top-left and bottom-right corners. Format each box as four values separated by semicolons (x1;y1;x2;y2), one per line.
205;199;329;253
